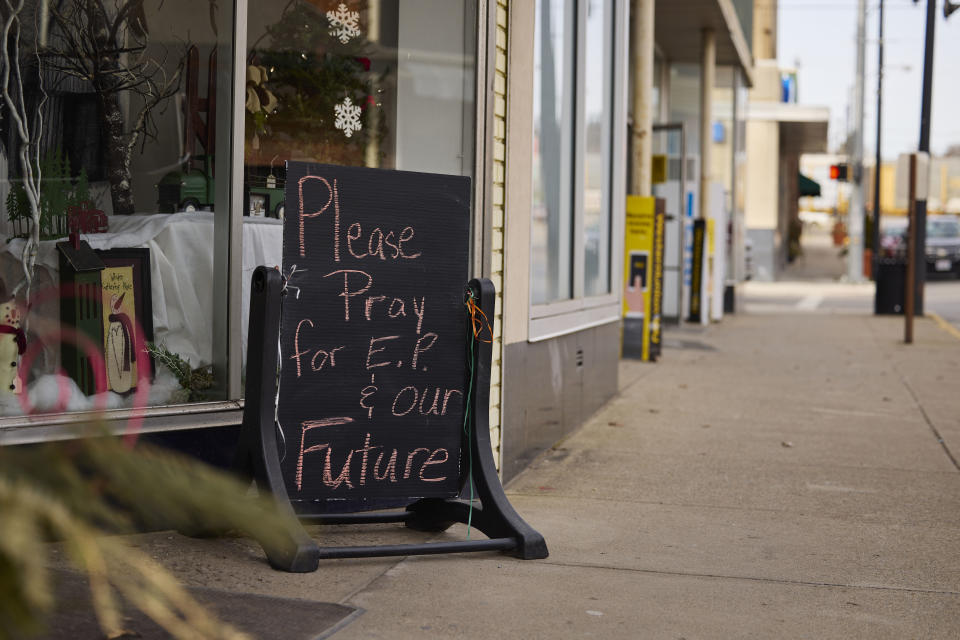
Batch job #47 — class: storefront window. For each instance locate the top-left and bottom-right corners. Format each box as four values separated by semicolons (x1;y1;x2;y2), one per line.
0;0;479;426
531;0;574;305
0;0;235;417
531;0;617;307
241;0;478;349
582;0;612;297
244;0;476;187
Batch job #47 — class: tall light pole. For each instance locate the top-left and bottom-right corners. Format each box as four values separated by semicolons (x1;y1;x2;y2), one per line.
848;0;867;282
912;0;937;314
871;0;884;284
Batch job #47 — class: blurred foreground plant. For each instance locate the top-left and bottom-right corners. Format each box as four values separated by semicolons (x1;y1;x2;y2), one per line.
0;431;297;639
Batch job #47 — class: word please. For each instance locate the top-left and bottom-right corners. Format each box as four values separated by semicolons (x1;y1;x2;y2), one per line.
298;175;420;261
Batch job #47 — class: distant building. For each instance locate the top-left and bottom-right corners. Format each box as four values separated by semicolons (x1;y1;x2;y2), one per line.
742;3;829;281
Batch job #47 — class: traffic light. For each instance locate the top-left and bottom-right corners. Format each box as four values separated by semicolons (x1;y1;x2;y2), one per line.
829;163;849;182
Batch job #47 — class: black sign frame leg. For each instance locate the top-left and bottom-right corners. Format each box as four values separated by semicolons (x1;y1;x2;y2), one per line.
234;267;547;572
233;266;321;572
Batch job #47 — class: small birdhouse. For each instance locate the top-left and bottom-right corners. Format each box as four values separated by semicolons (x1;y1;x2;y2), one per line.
57;234;105;395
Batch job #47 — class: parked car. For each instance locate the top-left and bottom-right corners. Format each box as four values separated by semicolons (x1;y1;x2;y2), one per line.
879;215;960;277
926;215;960;276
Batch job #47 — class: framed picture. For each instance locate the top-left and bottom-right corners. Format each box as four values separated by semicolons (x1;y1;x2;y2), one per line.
249;192;268;217
94;248;154;391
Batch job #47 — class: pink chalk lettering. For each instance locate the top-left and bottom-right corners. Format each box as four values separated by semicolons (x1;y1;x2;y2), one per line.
411;333;437;369
419;448;449;482
441;389;464;415
411;297;425;335
324;269;372;321
296;416;353;491
366;335;400;369
347;222;366;259
291;318;314;378
398;226;421;259
374;449;398;482
297;176;338;260
403;448;430;479
392;386;418;416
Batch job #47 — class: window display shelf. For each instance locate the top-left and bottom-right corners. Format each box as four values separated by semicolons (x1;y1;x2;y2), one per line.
0;213;281;418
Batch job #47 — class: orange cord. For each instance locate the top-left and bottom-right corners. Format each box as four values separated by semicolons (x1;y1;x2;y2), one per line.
466;296;493;343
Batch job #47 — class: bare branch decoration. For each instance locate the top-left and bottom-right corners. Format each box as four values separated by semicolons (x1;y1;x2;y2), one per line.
1;0;47;312
41;0;184;216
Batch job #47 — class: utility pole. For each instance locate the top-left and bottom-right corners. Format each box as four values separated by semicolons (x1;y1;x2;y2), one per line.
848;0;867;282
905;154;917;344
631;0;655;196
913;0;938;315
871;0;884;283
700;28;716;221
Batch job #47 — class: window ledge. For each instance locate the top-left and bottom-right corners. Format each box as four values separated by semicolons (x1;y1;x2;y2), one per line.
0;401;244;445
528;299;621;343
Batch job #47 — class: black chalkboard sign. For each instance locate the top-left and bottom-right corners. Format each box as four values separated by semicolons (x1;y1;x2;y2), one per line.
277;162;471;504
232;163;546;571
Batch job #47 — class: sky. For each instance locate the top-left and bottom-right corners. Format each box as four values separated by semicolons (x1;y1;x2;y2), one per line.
777;0;960;159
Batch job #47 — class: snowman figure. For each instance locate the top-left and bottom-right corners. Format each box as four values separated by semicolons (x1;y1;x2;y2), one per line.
105;292;135;393
0;285;24;395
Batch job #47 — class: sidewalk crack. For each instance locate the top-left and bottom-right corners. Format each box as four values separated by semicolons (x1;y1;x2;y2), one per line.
537;561;960;596
894;364;960;472
337;558;408;606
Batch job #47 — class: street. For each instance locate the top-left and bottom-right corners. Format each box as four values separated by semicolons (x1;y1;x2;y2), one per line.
742;278;960;325
745;226;960;332
926;280;960;333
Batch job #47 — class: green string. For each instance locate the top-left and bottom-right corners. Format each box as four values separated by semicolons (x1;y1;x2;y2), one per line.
463;293;477;540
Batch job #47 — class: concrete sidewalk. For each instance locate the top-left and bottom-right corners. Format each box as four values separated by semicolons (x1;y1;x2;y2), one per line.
111;311;960;639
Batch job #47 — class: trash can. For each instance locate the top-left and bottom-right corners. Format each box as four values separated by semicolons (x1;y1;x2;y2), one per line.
874;258;906;315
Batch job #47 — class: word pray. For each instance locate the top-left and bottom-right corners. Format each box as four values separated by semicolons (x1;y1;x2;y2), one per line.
323;269;426;328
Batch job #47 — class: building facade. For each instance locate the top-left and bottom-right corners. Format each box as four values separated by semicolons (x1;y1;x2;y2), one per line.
1;0;762;484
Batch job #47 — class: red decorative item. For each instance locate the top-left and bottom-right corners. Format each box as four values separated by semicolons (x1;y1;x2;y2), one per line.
68;203;108;235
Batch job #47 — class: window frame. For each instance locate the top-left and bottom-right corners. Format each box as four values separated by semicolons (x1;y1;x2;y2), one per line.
527;0;627;343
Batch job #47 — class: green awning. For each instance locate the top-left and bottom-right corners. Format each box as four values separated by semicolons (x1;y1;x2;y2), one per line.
798;172;821;197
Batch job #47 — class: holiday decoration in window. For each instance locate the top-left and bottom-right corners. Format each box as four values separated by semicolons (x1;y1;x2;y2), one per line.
95;248;155;393
0;280;24;396
67;203;109;235
334;96;363;138
327;3;361;44
101;267;138;394
56;238;106;396
6;149;92;241
42;0;184;216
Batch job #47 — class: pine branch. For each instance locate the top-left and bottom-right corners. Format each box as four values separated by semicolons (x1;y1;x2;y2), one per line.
0;434;302;640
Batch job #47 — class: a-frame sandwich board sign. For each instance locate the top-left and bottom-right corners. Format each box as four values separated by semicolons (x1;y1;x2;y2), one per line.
234;163;547;572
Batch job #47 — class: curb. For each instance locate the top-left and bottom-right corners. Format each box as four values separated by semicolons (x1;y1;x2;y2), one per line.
928;312;960;342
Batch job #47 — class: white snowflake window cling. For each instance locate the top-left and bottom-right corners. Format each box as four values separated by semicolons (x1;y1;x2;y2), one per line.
334;96;362;138
327;3;361;44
